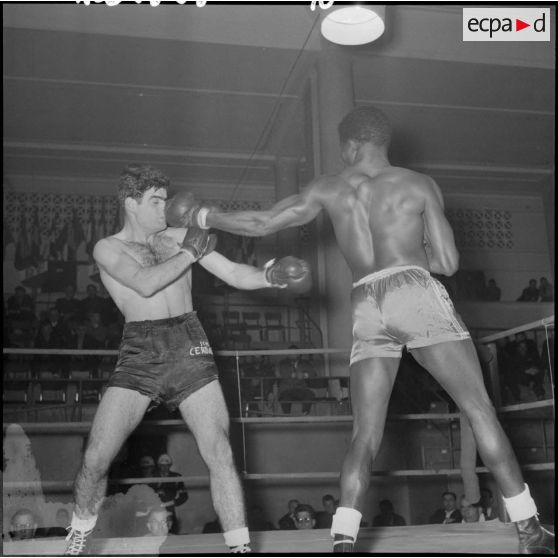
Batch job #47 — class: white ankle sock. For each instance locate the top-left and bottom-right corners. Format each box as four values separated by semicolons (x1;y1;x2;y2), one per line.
224;527;250;548
70;512;97;532
331;507;362;541
503;484;538;522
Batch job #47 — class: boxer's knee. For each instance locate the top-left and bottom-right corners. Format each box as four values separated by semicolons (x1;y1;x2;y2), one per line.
198;427;234;470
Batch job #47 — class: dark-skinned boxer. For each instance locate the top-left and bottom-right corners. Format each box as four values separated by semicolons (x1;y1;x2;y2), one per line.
167;107;554;555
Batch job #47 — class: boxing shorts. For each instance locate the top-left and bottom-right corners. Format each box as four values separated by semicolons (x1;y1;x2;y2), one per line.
108;312;218;410
350;265;470;364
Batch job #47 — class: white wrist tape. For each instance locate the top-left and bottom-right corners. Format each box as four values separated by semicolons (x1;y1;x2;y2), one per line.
503;484;537;522
197;207;210;229
223;527;250;547
71;512;98;532
331;507;362;541
263;259;276;287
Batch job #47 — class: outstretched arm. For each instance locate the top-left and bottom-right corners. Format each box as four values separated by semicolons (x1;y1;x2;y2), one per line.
206;183;323;237
422;180;459;276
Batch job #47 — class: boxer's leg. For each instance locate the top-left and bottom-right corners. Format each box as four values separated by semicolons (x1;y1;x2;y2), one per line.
66;387;151;555
411;339;554;554
332;356;400;552
179;380;250;553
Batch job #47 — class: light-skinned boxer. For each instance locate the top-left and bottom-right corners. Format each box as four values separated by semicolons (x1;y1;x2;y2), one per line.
175;107;554;555
64;164;311;556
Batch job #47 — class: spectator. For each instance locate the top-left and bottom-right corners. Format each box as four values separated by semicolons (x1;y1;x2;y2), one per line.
479;488;498;521
277;346;316;415
79;283;107;322
56;285;81;325
247;505;275;532
513;340;545;400
145;507;173;537
294;504;316;530
517;279;539;302
33;320;67;377
482;279;501;301
538;277;554;302
372;499;406;527
6;286;35;321
278;499;299;530
9;508;39;540
429;492;462;524
67;319;104;377
153;454;189;534
460;496;484;523
315;494;337;529
45;508;70;537
85;311;108;346
44;307;71;348
497;338;521;404
541;334;554;386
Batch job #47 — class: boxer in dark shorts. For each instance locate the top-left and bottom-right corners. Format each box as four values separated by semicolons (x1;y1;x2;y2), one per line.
109;312;218;411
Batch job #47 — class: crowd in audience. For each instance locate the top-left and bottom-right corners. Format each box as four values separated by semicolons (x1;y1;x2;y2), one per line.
516;277;554;302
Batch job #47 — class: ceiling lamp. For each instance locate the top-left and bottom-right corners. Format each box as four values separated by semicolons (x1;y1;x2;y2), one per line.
320;5;386;45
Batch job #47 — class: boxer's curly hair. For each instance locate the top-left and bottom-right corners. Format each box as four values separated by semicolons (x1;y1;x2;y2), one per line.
338;106;392;147
117;164;170;206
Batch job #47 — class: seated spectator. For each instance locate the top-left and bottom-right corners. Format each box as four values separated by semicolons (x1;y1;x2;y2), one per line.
86;311;108;346
6;286;35;321
479;487;498;521
278;499;299;530
513;339;545;400
538;277;554;302
9;508;39;540
372;499;406;527
45;508;70;537
294;504;316;530
145;507;173;537
153;454;188;534
315;494;337;529
44;307;71;347
56;284;81;325
516;279;539;302
67;319;104;377
247;504;275;531
460;496;484;523
277;347;316;415
497;337;521;404
79;283;107;322
32;320;67;377
482;279;501;301
202;517;222;533
429;492;462;524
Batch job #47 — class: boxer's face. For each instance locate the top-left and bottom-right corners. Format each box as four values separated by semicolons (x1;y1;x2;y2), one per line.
133;187;168;233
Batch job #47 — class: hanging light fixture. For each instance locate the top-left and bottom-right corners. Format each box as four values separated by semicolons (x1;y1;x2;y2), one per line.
321;5;386;45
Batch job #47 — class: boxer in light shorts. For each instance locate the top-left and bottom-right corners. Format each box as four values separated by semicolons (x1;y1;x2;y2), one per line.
196;106;554;554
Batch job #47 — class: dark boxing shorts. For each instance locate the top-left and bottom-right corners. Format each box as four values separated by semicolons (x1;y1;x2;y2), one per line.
350;265;470;364
108;312;218;410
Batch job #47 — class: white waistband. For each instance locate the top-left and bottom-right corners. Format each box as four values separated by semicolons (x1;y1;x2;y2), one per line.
352;265;428;288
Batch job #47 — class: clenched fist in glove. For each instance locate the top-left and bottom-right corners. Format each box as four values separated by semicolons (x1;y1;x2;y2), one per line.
179;227;217;261
264;256;312;294
166;191;214;230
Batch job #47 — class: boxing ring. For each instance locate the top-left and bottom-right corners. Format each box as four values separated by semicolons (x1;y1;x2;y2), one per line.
3;316;554;554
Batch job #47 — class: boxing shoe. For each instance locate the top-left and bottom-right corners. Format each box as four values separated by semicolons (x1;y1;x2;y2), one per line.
515;516;555;554
229;543;252;553
64;527;94;556
333;535;354;554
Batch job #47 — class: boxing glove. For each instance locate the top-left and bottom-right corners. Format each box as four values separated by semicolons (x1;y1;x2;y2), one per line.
179;227;217;261
165;191;212;229
264;256;312;294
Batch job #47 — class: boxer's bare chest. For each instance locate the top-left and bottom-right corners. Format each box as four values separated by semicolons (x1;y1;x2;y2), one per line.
120;233;178;265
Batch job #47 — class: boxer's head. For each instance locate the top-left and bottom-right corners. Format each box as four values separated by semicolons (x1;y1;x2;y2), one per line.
338;106;392;149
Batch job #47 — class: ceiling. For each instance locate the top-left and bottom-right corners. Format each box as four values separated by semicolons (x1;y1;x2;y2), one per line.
3;3;556;202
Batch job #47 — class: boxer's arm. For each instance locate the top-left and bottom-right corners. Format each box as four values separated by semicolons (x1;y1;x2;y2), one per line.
206;182;323;237
422;180;459;276
198;251;270;290
93;238;195;297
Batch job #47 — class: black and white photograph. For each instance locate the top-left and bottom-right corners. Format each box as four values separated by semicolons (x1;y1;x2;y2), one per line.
2;2;554;556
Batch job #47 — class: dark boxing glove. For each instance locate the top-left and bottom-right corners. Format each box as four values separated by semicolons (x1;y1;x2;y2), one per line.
179;227;217;261
264;256;312;294
165;191;213;229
